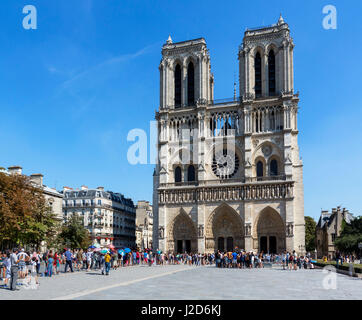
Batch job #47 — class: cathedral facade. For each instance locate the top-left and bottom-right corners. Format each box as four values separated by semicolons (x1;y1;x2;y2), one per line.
153;16;305;255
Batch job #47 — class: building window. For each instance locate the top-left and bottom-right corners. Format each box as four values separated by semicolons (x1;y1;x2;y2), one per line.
174;166;182;183
98;199;102;205
255;52;262;97
268;50;276;95
270;159;278;176
187;165;196;182
331;233;336;243
187;61;195;105
174;64;182;107
256;161;264;178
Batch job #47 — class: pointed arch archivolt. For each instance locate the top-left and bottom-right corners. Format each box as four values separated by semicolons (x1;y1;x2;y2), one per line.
166;208;198;253
253;206;285;237
205;203;244;251
167;208;197;240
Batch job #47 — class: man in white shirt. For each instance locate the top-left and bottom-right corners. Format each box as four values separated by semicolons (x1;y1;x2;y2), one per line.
86;250;93;271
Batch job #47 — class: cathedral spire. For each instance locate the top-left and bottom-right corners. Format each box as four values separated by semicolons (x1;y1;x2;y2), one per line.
278;13;285;25
166;35;173;44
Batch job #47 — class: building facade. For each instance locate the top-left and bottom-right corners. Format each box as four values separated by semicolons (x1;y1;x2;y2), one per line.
4;166;64;220
316;207;354;259
153;16;305;254
135;200;153;250
2;166;64;252
62;186;136;248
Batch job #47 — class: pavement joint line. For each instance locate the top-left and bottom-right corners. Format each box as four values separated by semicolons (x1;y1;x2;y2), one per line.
52;266;192;300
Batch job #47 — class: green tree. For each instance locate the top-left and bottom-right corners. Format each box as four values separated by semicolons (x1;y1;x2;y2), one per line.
0;171;58;249
57;214;91;250
334;216;362;255
305;216;316;252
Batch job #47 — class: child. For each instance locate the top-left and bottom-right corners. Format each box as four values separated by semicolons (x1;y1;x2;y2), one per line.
3;252;11;288
29;257;39;285
47;255;54;277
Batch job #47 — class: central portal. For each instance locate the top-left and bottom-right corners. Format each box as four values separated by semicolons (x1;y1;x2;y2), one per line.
205;204;244;253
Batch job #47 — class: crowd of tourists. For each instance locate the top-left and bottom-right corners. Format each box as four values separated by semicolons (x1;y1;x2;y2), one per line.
0;246;317;291
213;250;315;270
0;247;146;291
152;250;316;270
333;251;359;267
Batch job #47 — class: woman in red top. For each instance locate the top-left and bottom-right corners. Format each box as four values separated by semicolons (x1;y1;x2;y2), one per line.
54;252;60;274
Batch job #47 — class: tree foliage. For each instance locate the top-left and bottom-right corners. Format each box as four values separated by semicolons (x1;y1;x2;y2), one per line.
305;216;316;252
0;172;59;248
334;216;362;255
57;214;91;250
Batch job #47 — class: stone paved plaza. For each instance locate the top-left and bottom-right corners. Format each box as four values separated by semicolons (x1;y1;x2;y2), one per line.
0;265;361;300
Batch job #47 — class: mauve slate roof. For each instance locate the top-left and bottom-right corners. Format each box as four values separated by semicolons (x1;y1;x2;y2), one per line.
62;189;134;207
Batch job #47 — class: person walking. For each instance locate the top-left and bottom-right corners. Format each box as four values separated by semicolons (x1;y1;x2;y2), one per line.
104;252;111;275
10;248;19;291
54;252;61;275
282;251;286;270
112;251;118;270
293;250;298;271
2;251;11;288
17;249;28;279
47;254;54;277
64;248;74;273
30;256;39;285
100;254;106;275
86;249;93;271
77;250;83;271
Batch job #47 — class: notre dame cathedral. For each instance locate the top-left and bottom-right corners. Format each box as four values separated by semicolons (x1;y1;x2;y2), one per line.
153;16;305;255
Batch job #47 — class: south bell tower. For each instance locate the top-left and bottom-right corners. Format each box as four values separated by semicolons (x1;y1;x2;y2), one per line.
153;16;305;255
238;15;304;253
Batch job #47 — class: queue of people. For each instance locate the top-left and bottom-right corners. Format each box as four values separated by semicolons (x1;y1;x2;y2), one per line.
1;246;317;291
0;247;162;291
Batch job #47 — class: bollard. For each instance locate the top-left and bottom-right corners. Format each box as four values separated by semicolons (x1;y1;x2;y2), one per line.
349;263;354;277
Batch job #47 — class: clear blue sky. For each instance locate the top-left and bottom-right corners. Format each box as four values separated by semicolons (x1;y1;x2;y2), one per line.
0;0;361;221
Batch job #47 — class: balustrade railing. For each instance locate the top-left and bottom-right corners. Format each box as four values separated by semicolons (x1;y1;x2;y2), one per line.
158;180;294;204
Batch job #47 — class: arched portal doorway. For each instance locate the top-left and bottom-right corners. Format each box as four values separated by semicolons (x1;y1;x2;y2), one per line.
205;204;244;253
167;210;197;254
255;207;285;254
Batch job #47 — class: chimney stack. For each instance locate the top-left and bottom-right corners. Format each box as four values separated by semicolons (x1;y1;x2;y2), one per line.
81;185;88;190
30;174;44;187
97;186;104;191
8;166;22;175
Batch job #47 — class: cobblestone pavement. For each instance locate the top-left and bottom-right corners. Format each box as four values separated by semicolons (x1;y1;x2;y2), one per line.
0;265;361;300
